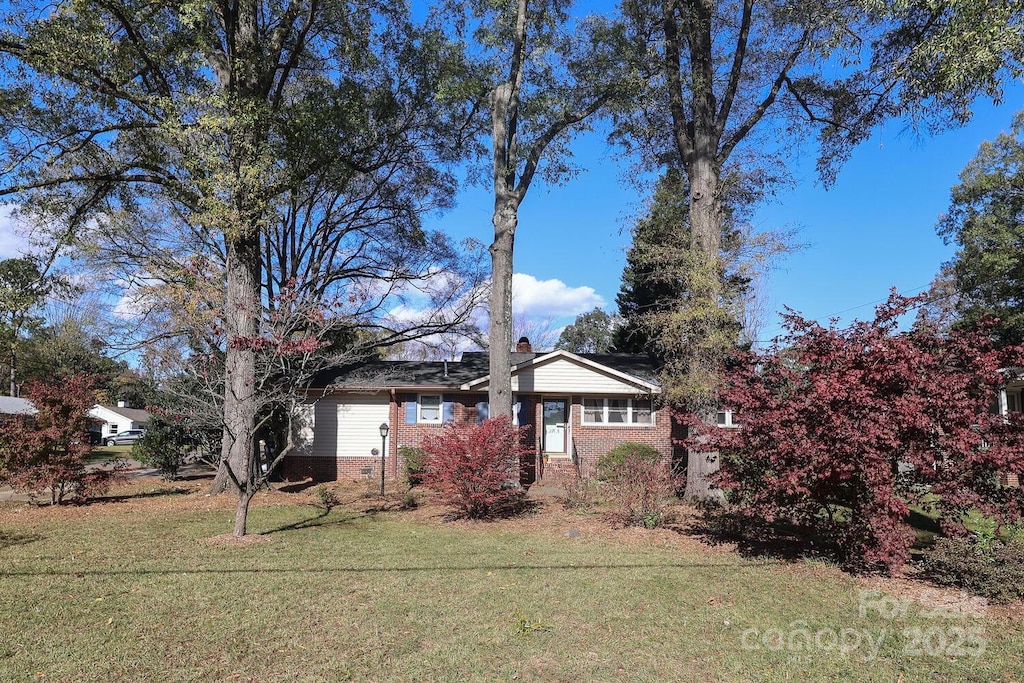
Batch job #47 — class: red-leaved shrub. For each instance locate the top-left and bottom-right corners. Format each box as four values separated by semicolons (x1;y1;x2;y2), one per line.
693;293;1024;574
420;416;526;519
0;375;124;504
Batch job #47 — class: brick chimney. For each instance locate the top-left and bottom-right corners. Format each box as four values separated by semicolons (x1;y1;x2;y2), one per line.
515;336;532;353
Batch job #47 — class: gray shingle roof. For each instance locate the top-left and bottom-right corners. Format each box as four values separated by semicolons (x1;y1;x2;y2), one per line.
96;405;152;423
0;396;36;415
309;357;489;389
309;351;661;390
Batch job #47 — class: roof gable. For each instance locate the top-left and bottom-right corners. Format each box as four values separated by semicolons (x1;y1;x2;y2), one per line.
461;350;660;394
312;350;661;394
90;405;152;423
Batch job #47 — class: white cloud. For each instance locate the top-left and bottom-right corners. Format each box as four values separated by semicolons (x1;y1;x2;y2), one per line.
0;206;32;259
511;273;604;318
380;272;605;356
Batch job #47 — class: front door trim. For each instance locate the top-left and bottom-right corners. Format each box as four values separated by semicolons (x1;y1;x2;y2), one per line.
542;397;569;455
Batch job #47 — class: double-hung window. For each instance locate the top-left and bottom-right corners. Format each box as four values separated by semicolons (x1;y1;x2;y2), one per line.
418;395;442;423
582;398;654;425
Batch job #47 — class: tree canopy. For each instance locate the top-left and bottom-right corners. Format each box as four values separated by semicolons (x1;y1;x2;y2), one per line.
556;308;618;354
937;110;1024;345
474;0;627;418
0;0;484;535
613;0;1024;501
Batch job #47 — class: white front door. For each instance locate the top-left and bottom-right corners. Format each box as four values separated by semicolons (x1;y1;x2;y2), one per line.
542;398;567;454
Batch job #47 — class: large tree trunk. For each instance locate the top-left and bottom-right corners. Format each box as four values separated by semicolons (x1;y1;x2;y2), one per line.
488;201;517;418
207;0;263;504
211;230;262;500
683;129;726;503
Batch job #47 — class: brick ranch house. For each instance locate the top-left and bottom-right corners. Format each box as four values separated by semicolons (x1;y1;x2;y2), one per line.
281;341;685;485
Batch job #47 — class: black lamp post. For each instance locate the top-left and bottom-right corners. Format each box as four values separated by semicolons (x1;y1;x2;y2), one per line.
379;422;390;496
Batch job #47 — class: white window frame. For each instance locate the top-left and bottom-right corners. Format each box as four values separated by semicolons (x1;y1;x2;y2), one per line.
108;423;119;434
581;397;655;426
716;410;740;428
417;394;442;424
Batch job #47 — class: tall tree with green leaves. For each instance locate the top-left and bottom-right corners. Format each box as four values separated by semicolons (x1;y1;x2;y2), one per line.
937;111;1024;345
469;0;625;418
0;258;51;396
556;308;619;354
615;0;1024;501
613;170;691;355
612;168;773;358
0;1;480;536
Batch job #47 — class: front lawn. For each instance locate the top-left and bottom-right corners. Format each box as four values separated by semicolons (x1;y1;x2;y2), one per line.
87;444;133;462
0;483;1020;682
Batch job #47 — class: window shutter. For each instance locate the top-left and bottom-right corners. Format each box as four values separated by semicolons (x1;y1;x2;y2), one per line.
405;394;417;424
442;395;455;423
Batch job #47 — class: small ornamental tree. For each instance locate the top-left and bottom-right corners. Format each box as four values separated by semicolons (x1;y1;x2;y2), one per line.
693;293;1024;574
421;416;526;519
0;375;121;504
132;414;193;480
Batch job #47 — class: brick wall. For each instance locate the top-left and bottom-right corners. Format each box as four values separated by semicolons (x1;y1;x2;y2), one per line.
282;456;382;481
567;396;675;479
284;392;485;483
282;391;677;483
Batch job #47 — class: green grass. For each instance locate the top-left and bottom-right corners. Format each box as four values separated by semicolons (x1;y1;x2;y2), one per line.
88;444;133;462
0;498;1021;682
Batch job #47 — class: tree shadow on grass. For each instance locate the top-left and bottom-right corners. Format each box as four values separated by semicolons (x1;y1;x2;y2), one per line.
686;509;845;566
276;481;318;494
92;486;194;504
426;496;543;522
260;506;361;535
689;507;949;569
0;530;43;550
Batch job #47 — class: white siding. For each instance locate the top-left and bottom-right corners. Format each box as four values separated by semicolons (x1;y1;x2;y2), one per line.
293;394;389;459
87;406;148;437
506;357;647;394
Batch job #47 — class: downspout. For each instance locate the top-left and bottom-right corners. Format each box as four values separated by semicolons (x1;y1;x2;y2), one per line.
390;388;397;479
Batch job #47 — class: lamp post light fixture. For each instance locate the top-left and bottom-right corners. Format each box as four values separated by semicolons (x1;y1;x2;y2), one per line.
379;422;390;496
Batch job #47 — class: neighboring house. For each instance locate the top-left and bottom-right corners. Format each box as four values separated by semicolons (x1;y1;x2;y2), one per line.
283;339;684;484
0;396;36;420
87;402;151;443
998;372;1024;488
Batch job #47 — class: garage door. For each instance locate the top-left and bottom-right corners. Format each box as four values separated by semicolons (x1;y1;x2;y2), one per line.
298;394;390;459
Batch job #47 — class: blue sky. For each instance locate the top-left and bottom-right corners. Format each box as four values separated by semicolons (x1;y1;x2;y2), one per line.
426;82;1024;346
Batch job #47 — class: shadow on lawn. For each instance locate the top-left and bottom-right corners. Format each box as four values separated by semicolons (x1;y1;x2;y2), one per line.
687;509;845;566
276;480;318;494
689;508;946;567
93;486;194;504
260;506;360;535
0;530;42;550
0;557;762;578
